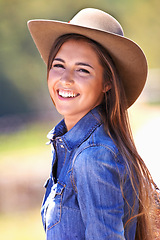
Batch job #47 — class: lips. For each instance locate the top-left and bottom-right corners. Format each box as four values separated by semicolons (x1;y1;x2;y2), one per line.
58;89;79;98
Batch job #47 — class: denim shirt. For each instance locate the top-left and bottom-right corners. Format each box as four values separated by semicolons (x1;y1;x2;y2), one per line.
41;106;138;240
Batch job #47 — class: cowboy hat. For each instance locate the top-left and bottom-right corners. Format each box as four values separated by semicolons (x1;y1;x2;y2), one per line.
27;8;148;107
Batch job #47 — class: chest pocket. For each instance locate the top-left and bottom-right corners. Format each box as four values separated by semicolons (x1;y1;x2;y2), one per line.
45;182;65;230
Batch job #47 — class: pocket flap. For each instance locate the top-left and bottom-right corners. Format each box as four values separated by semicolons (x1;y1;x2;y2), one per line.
52;182;65;195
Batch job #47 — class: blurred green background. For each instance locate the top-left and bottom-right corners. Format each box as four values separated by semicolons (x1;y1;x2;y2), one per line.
0;0;160;239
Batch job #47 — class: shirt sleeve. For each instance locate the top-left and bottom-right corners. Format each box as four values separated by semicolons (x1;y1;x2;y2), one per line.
72;145;126;240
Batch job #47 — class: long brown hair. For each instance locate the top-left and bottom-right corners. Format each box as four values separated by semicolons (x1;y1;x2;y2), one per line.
47;33;160;239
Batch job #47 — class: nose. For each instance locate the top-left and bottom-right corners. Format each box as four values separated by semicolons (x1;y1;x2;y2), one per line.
60;69;74;86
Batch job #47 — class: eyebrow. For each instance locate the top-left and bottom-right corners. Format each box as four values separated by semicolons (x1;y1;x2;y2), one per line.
76;62;94;69
53;58;65;63
53;58;94;69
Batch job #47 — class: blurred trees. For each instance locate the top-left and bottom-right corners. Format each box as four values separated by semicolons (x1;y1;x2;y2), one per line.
0;0;160;119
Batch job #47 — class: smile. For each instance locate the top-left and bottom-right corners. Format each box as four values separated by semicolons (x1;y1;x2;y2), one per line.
58;89;79;98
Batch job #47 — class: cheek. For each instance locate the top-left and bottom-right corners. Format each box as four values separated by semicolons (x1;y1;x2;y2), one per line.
48;69;54;82
47;77;52;92
47;70;56;89
89;77;104;93
47;76;56;105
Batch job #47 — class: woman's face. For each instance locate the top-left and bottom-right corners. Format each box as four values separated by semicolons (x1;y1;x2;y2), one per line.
48;39;106;129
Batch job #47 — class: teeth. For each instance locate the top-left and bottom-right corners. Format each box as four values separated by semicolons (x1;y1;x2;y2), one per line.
59;90;77;98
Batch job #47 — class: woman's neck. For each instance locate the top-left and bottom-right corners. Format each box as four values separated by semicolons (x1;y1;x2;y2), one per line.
64;115;81;131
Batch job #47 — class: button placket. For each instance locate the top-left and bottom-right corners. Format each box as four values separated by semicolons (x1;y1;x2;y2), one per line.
58;138;64;148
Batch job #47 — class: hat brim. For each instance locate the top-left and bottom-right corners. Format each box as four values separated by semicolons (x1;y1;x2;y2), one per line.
27;20;148;107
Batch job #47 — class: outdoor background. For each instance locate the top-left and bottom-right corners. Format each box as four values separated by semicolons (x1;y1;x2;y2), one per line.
0;0;160;239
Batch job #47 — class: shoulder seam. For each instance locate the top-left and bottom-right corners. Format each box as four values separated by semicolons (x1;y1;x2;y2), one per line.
70;144;120;193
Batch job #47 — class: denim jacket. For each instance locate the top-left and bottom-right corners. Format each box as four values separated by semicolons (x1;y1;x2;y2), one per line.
41;106;138;240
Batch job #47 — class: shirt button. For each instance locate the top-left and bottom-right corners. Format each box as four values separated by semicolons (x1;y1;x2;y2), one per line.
60;144;64;148
59;138;63;142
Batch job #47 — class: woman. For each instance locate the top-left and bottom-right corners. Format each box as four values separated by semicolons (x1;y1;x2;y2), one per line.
28;8;159;239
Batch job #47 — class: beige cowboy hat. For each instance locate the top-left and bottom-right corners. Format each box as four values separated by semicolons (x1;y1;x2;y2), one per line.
27;8;148;107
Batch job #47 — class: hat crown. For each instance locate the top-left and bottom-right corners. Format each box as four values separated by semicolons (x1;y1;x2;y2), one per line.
70;8;124;36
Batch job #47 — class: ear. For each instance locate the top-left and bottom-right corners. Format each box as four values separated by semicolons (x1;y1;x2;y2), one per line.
103;83;111;93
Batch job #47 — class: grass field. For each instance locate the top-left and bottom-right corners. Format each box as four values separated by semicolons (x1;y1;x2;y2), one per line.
0;103;160;239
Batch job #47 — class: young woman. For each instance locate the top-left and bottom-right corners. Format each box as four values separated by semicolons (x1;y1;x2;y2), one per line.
28;8;159;240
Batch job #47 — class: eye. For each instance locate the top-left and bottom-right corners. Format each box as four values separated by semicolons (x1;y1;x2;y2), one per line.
52;64;65;69
77;68;90;74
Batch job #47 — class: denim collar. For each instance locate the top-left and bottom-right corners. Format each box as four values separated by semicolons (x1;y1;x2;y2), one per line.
47;106;102;151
